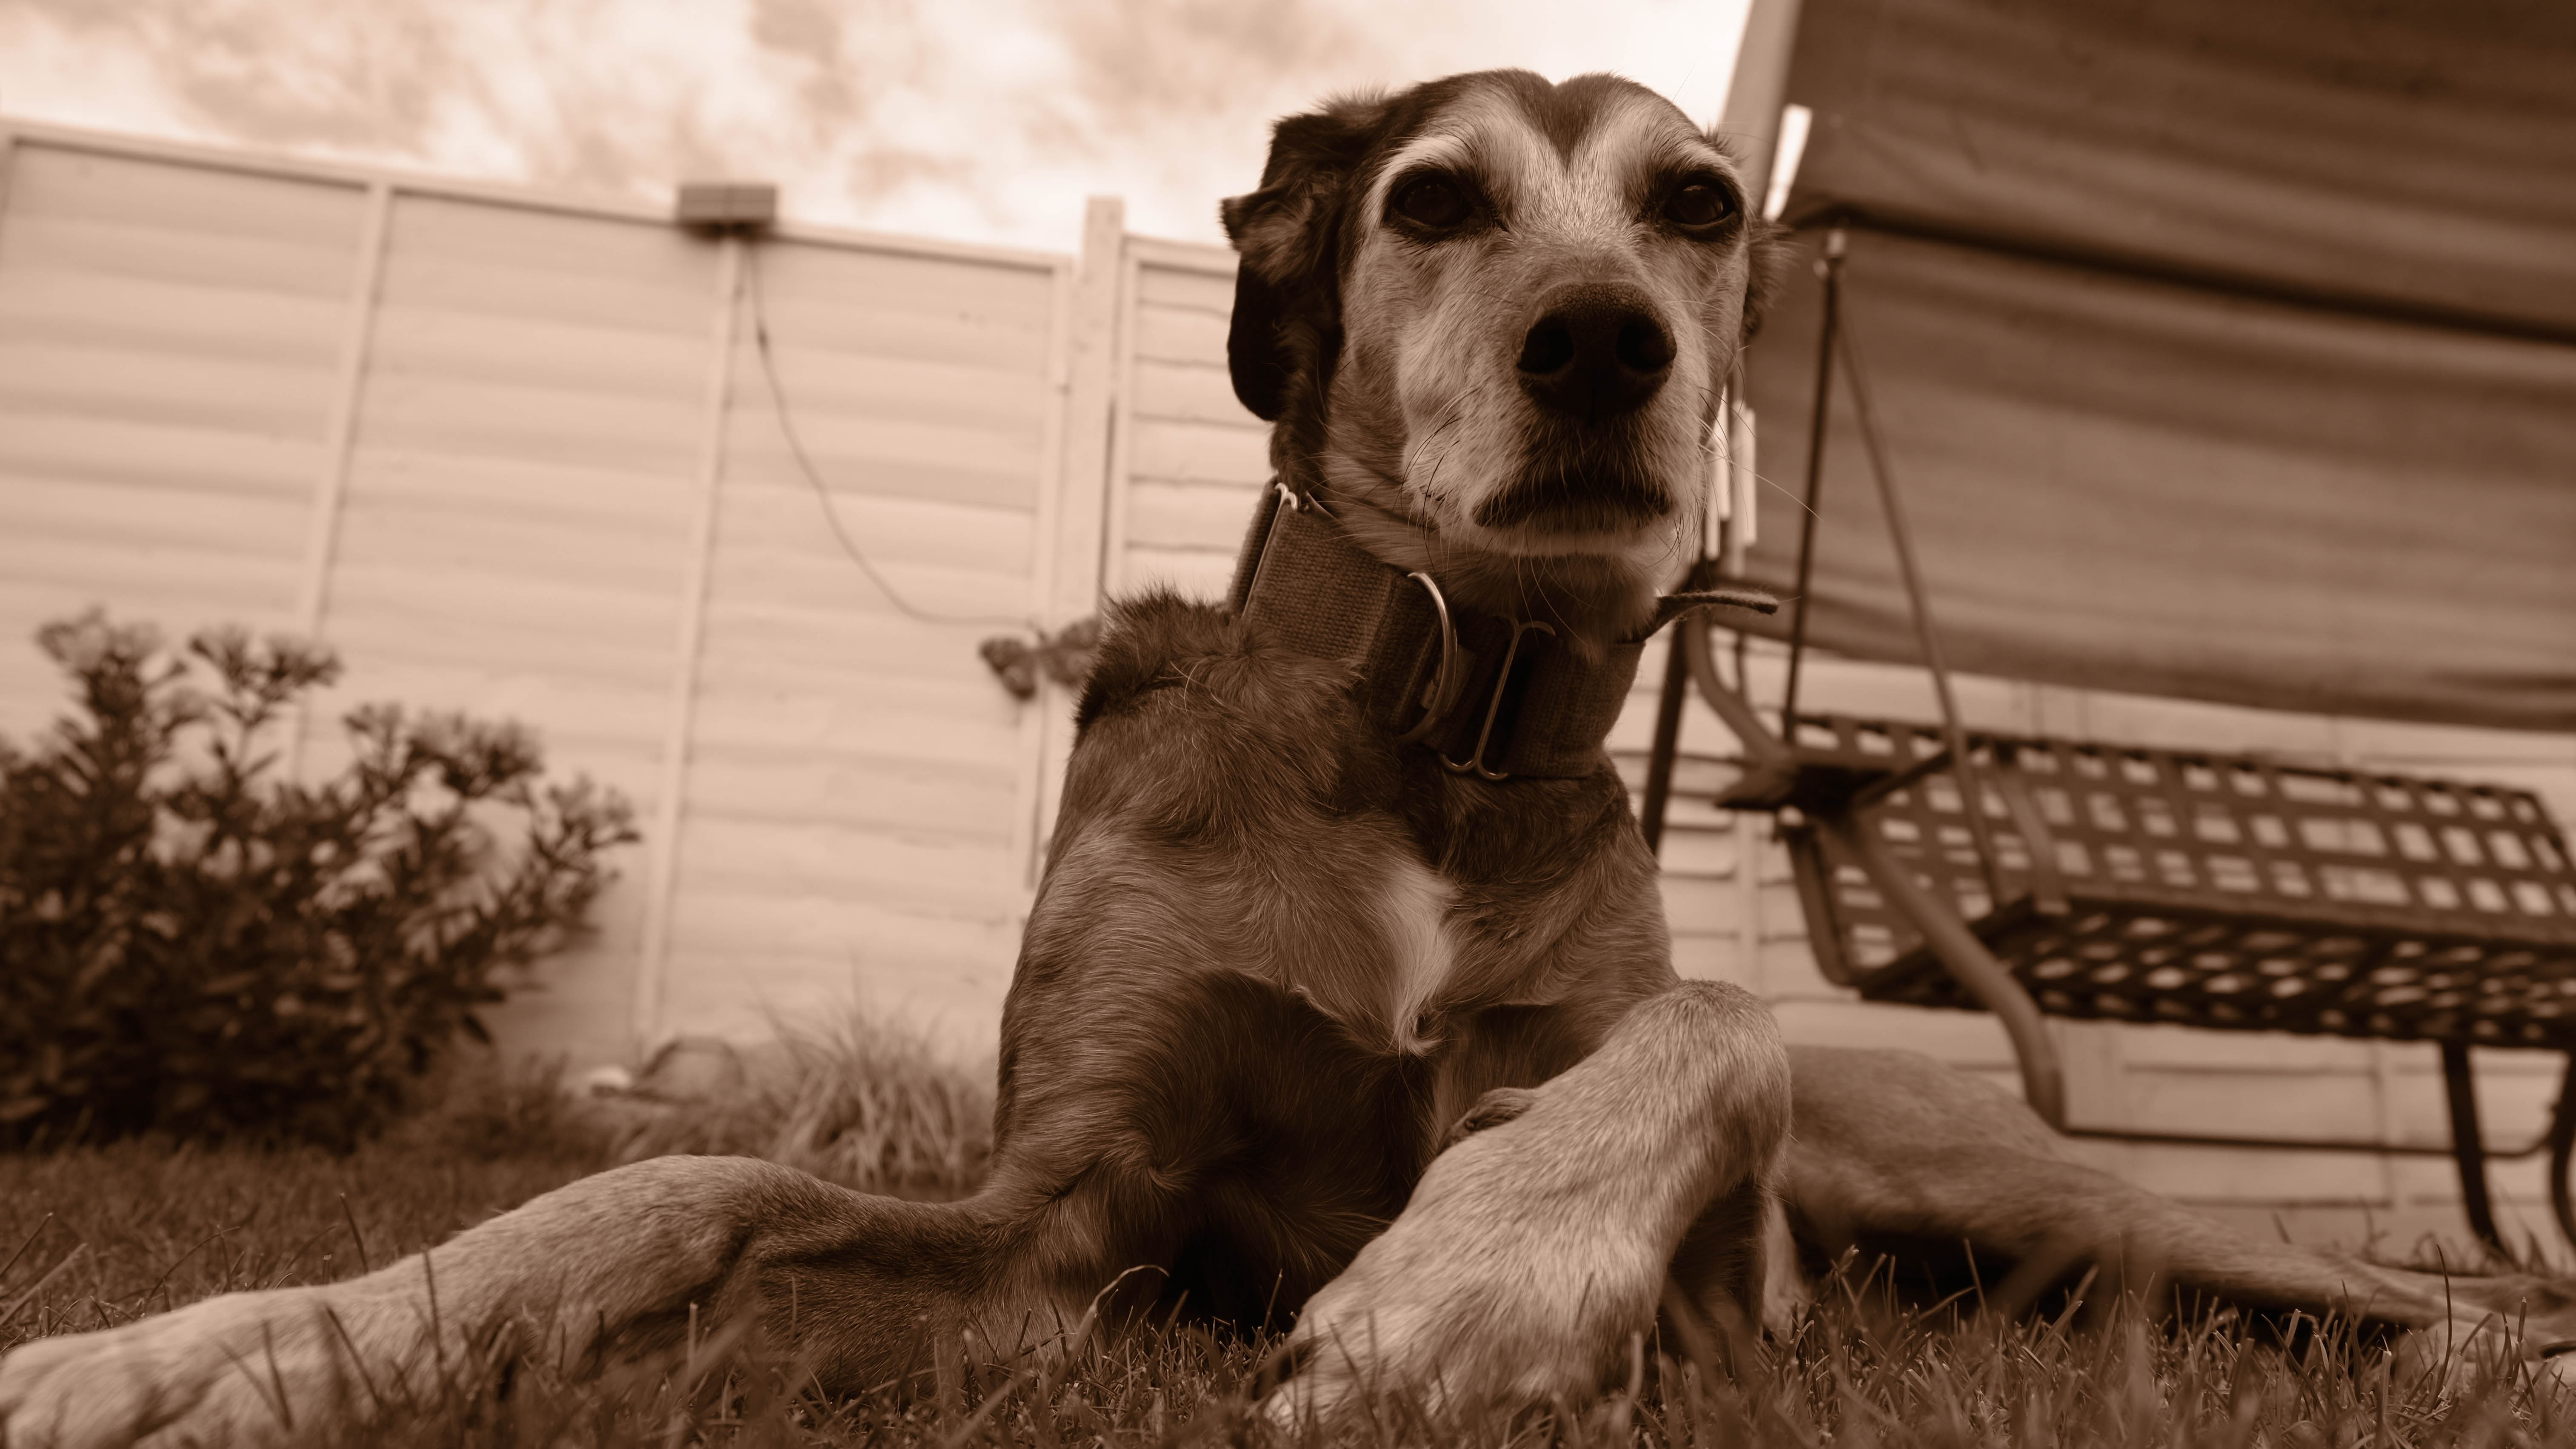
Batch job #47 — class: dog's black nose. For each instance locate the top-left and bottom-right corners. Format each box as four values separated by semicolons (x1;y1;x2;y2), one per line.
1516;286;1672;421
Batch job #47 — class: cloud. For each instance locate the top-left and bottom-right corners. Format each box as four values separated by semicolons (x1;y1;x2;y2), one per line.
0;0;1750;252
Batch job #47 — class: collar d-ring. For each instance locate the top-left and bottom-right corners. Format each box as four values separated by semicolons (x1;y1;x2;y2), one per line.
1391;571;1462;745
1274;480;1333;517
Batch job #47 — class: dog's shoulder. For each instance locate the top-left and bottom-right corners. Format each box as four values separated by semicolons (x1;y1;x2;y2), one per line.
1074;589;1357;734
1074;589;1242;729
1061;589;1398;837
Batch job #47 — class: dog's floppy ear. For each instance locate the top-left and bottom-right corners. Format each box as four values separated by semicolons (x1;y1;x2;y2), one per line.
1221;94;1397;422
1710;127;1792;345
1737;214;1791;343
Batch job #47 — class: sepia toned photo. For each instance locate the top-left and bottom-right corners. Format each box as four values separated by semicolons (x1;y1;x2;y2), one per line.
0;1;2572;1443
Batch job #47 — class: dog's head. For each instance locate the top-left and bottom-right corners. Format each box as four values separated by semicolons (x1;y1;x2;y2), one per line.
1223;70;1779;641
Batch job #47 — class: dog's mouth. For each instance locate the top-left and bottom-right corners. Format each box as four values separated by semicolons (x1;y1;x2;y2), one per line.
1469;427;1674;537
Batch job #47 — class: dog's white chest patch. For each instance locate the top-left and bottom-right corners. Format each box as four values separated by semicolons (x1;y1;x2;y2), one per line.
1376;857;1459;1054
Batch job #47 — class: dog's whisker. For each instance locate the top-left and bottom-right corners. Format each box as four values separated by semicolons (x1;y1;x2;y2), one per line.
1754;468;1821;519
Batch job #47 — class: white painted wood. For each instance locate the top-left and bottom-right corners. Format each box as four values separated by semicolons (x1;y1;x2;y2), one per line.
0;129;20;229
1048;200;1129;625
1027;199;1130;877
0;121;1083;1072
632;234;744;1050
308;194;718;1068
0;142;366;743
660;229;1063;1065
1010;255;1080;887
0;116;1066;274
287;179;391;769
1100;248;1147;596
1107;240;1268;601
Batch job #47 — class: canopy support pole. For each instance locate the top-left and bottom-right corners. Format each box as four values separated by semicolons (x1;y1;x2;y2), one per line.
1836;312;2007;904
1780;226;1845;729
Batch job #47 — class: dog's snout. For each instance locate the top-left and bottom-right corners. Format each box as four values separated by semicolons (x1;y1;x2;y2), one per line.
1516;286;1672;421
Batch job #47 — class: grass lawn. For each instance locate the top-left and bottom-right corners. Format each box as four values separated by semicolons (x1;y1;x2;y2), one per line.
5;1040;2572;1447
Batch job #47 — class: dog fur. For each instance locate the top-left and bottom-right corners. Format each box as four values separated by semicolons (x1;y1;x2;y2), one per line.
7;68;2576;1448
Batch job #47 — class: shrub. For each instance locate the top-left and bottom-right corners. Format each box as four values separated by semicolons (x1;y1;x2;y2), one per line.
0;612;637;1147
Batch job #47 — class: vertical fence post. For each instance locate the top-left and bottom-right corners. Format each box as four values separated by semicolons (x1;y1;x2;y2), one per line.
286;178;392;773
1010;246;1083;887
1022;199;1127;885
0;129;20;230
632;234;744;1052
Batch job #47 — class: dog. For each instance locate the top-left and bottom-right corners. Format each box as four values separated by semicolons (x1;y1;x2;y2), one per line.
7;68;2576;1446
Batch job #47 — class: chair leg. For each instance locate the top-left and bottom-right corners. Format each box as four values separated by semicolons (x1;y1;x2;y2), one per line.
2439;1040;2505;1256
2548;1052;2576;1251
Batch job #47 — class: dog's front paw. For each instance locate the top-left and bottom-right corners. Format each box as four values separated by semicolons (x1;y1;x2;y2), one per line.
0;1289;340;1449
0;1322;194;1449
1262;1117;1663;1429
1264;983;1790;1428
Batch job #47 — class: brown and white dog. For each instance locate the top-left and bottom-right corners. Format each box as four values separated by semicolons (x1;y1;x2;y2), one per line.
6;68;2576;1446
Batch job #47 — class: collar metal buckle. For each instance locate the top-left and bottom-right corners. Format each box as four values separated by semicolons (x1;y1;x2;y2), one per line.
1440;619;1556;782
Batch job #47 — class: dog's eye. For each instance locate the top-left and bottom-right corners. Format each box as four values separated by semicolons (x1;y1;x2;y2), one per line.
1391;174;1474;231
1661;180;1736;230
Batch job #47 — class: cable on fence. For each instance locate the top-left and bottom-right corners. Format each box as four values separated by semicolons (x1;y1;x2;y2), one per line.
743;243;1039;633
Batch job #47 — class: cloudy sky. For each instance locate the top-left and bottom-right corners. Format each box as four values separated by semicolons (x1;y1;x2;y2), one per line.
0;0;1754;254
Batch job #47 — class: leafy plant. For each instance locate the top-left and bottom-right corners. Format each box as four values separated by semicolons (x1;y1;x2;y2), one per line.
0;611;637;1147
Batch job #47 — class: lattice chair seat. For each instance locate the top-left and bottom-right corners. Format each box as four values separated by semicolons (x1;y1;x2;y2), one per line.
1777;715;2576;1048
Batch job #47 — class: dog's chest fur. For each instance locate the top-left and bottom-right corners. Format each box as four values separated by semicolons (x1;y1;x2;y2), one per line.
1045;593;1674;1062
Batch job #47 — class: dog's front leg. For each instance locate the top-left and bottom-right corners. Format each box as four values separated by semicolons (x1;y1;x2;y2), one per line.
0;1155;1026;1449
1262;980;1791;1426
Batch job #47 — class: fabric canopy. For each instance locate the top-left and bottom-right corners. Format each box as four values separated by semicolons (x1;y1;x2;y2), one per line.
1736;0;2576;731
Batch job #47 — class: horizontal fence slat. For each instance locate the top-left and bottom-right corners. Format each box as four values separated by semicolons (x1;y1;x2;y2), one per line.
0;340;338;439
1136;261;1234;313
1128;418;1270;489
1122;477;1261;551
673;817;1023;915
1134;304;1230;365
1131;358;1259;427
0;264;349;363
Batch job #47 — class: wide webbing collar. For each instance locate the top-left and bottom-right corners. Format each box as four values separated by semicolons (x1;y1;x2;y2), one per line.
1225;483;1774;781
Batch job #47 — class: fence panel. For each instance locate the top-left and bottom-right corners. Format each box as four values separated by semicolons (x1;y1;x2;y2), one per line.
657;237;1066;1054
1105;243;1266;600
302;191;722;1065
0;140;364;729
0;123;1076;1069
